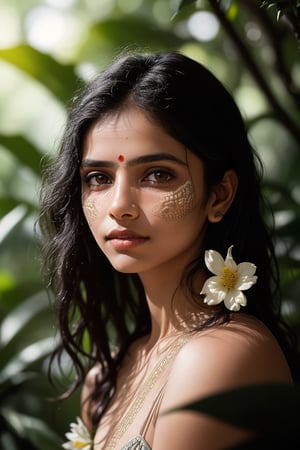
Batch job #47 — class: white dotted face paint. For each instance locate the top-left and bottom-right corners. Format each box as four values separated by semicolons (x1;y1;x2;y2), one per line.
152;181;195;221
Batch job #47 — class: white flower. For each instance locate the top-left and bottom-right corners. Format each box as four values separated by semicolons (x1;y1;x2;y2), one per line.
62;417;93;450
200;245;257;312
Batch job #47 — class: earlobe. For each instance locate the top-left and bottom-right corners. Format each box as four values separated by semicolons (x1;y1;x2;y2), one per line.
207;170;238;223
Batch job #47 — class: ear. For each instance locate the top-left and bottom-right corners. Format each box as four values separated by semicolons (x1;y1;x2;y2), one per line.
207;170;238;223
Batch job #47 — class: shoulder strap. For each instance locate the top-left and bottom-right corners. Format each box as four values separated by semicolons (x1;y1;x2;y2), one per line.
106;335;187;450
139;382;166;438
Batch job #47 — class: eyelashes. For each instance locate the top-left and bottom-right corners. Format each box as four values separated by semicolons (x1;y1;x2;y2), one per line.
84;171;112;187
143;168;174;184
82;167;176;189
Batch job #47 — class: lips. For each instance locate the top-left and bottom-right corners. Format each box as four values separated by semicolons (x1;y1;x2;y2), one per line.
106;229;148;240
106;229;149;250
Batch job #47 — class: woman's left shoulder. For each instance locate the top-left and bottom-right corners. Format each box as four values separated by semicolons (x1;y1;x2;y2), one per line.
162;314;292;411
186;312;288;358
189;312;287;356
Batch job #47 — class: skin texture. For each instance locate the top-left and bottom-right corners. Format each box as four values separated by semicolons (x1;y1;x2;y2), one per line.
152;181;195;221
83;180;195;223
80;106;292;450
81;107;218;278
81;194;97;220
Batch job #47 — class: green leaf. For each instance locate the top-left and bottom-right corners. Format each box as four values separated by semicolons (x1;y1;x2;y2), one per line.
0;134;43;175
177;0;197;13
0;408;61;450
0;205;27;244
0;271;15;292
166;383;300;432
221;0;236;10
0;197;36;217
0;45;79;104
0;291;49;347
0;337;54;383
80;16;184;58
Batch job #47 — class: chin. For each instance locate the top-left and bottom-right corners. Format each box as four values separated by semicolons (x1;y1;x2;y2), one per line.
110;263;138;274
106;255;142;274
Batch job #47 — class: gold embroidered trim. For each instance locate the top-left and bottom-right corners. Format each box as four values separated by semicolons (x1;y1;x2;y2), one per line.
105;335;187;449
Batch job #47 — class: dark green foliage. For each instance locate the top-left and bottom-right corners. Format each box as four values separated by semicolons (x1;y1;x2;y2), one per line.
0;0;299;446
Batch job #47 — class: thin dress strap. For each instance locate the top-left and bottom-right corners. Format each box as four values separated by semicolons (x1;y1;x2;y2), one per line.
116;384;166;450
105;335;187;450
139;382;166;438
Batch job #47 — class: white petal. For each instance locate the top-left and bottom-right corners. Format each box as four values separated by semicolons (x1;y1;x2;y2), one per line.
201;280;228;302
237;262;257;277
236;275;257;291
62;443;73;450
238;290;247;306
224;245;237;271
203;287;227;303
204;249;225;275
224;289;247;311
65;432;77;440
200;277;213;294
200;276;222;294
203;293;224;305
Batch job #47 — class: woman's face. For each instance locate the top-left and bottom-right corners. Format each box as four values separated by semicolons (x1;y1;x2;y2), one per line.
80;106;215;277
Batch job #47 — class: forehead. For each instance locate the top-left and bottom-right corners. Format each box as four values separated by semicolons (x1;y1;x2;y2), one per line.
82;106;188;161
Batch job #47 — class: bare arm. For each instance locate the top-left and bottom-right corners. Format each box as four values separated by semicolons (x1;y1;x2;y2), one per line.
81;365;101;431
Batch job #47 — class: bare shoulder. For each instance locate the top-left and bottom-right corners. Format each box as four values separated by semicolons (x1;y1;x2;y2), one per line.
152;315;292;450
164;314;292;408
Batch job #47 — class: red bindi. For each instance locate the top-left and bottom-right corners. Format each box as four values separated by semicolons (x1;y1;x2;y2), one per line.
118;154;125;162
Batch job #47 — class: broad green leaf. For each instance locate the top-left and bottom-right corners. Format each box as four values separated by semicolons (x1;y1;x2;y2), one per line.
177;0;197;13
0;205;27;244
221;0;236;11
0;408;61;450
0;45;79;104
0;197;36;217
80;16;184;59
226;1;239;20
0;291;49;347
0;337;54;383
229;433;300;449
0;271;15;292
0;134;43;175
166;383;300;432
0;282;44;313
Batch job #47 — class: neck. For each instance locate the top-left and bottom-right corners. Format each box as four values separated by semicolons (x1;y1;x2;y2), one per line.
138;266;207;345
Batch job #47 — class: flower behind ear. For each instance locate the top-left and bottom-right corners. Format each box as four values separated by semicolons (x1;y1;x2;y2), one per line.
200;245;257;311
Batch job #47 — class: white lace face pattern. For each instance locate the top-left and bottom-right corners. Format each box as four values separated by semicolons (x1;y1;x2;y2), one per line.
152;181;195;222
82;193;97;220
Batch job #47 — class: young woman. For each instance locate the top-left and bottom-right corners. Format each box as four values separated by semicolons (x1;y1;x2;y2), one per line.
40;52;295;450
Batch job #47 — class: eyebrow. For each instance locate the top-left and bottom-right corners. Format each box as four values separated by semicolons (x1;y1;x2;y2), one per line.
80;152;188;168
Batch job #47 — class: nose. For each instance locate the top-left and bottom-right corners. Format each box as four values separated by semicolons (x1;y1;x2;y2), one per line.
109;176;139;221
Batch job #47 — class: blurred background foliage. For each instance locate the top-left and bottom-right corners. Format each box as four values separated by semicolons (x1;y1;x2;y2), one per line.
0;0;299;448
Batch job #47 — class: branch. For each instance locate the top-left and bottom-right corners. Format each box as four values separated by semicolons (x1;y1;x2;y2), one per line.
208;0;300;147
261;0;300;46
244;0;300;107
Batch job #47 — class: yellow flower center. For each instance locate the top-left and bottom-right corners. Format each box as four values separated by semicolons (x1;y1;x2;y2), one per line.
220;266;238;289
74;441;87;449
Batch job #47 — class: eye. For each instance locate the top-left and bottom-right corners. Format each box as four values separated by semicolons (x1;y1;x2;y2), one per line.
143;169;174;184
84;171;112;187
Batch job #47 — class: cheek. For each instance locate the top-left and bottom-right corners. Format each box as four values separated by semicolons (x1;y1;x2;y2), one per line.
151;181;196;222
82;194;98;222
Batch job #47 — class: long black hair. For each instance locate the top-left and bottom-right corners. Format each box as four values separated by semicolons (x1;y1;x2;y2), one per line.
39;51;297;425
